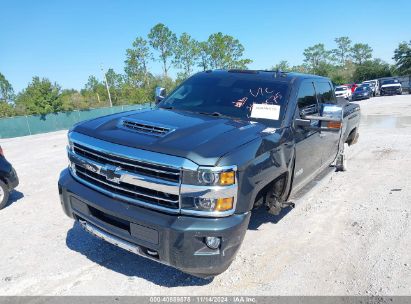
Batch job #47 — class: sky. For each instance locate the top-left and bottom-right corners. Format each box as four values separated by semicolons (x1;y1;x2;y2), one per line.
1;0;410;93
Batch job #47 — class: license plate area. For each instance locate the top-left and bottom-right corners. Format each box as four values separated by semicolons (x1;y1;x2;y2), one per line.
79;219;140;254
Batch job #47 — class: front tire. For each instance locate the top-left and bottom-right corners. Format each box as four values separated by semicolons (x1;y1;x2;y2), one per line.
0;180;10;210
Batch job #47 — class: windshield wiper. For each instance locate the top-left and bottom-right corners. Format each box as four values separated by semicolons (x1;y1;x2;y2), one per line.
160;106;174;110
198;111;224;117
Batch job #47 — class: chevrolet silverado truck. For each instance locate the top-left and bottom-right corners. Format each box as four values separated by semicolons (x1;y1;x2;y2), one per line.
58;70;360;278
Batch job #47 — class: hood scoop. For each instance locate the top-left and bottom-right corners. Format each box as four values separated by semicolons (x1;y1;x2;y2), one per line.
119;117;175;137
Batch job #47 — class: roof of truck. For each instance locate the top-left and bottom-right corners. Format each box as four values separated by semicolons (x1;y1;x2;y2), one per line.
196;69;330;83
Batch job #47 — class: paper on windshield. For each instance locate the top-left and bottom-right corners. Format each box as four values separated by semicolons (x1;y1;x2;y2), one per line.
250;103;280;120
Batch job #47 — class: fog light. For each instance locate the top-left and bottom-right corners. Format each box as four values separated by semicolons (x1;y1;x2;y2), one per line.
205;236;221;249
194;198;216;210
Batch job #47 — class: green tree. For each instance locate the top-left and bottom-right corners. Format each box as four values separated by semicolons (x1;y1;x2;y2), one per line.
58;89;89;111
120;82;152;105
105;68;124;104
332;36;352;65
148;23;177;77
0;102;16;117
206;32;252;69
289;64;311;73
353;59;392;82
313;62;335;77
15;77;62;115
82;75;108;105
393;41;411;75
303;43;331;70
351;43;373;65
124;37;152;86
0;72;14;103
198;41;211;71
173;33;200;79
272;60;290;71
329;61;356;84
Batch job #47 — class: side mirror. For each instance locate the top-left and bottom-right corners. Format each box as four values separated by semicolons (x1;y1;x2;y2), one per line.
155;87;166;104
320;104;343;131
298;104;343;132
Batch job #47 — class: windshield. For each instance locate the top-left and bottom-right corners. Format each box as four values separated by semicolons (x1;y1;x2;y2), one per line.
355;87;365;92
363;82;375;87
382;79;399;85
159;73;289;125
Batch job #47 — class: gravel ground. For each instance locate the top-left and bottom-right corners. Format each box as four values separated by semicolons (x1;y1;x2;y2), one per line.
0;94;410;295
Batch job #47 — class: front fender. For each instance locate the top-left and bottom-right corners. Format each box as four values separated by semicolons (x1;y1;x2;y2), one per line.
217;128;295;213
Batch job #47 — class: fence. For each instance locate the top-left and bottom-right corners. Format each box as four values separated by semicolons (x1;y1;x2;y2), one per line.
0;104;150;139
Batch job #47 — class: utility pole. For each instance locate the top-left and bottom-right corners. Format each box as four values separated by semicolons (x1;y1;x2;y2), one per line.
101;65;112;107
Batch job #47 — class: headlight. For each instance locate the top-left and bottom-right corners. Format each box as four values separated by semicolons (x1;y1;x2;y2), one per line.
182;167;236;186
181;166;237;216
181;197;234;213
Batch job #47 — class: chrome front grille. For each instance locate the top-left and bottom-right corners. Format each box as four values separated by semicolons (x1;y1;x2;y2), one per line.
73;143;180;182
69;142;182;212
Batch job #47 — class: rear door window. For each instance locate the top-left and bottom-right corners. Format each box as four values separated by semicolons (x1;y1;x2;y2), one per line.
315;81;337;104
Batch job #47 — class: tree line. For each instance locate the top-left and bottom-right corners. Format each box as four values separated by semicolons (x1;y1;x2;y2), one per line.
1;26;410;118
0;23;251;117
273;37;411;85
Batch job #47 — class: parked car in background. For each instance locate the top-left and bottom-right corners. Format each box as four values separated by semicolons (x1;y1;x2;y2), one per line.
352;85;372;101
0;146;19;209
380;79;402;95
335;85;352;99
362;80;379;96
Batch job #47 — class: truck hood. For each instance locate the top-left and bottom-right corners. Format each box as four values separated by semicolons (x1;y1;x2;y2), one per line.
73;108;270;166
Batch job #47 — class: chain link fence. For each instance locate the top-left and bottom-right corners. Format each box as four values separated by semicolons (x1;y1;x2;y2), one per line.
0;104;150;139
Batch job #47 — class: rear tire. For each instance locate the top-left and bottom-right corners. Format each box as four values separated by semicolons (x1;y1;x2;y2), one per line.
0;180;10;210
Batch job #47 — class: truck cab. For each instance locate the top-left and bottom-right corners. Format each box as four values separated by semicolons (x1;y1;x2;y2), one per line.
58;70;360;277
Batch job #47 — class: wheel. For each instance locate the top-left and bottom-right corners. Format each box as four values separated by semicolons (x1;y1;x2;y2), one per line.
335;143;348;172
0;180;10;210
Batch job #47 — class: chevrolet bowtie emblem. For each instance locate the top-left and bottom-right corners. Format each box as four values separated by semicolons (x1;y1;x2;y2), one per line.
103;165;122;184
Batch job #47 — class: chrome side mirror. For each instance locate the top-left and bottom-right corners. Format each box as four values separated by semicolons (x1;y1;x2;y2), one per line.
155;87;166;104
299;104;343;132
320;104;343;131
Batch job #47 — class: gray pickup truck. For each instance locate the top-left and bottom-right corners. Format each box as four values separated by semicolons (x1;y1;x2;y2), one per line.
58;70;360;278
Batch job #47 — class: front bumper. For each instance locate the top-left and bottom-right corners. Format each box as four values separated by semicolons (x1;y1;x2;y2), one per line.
58;169;250;277
352;94;369;100
381;88;401;95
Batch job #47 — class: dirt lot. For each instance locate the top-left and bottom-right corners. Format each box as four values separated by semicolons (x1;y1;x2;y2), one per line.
0;95;410;295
